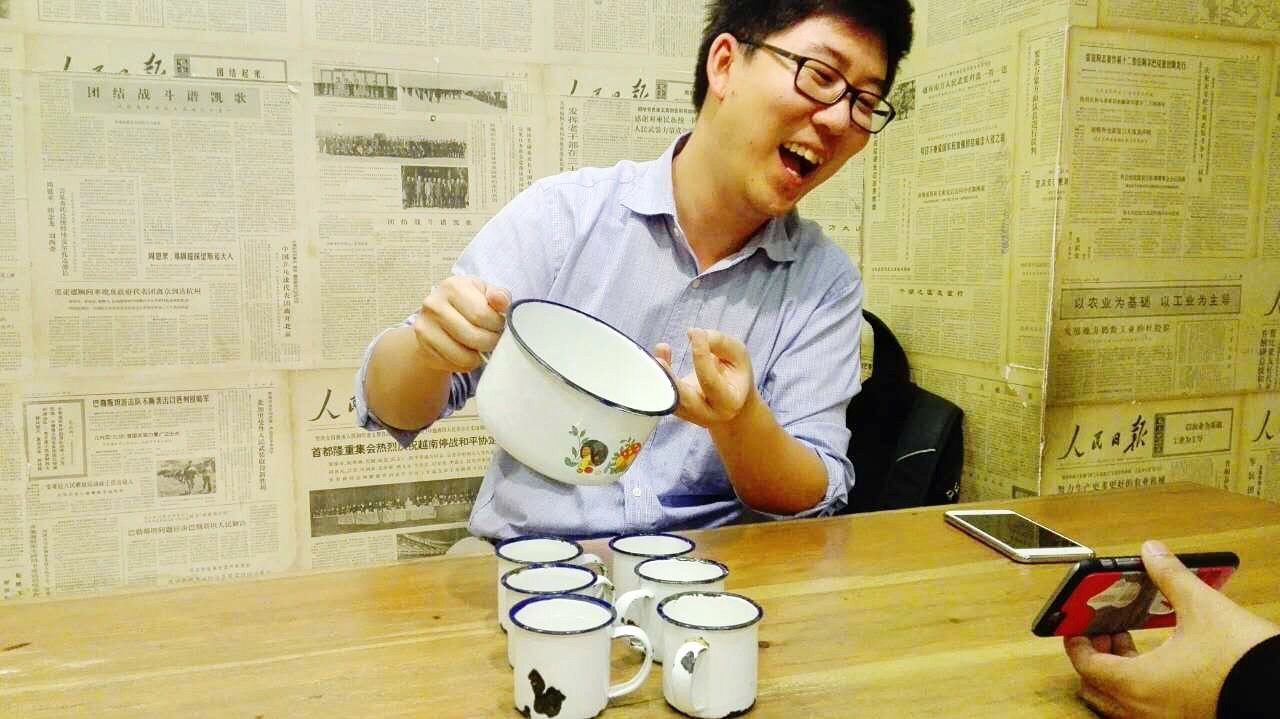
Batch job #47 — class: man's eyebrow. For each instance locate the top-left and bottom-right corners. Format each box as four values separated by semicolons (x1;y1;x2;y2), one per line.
809;41;886;91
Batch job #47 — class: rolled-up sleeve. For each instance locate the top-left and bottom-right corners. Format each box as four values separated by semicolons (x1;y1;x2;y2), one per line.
353;314;475;448
754;259;862;519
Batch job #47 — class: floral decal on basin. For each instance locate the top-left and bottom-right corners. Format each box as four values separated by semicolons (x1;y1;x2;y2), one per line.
563;427;642;475
606;439;642;474
565;426;608;475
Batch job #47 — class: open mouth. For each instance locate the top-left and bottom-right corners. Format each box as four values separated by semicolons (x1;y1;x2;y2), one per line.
779;142;824;181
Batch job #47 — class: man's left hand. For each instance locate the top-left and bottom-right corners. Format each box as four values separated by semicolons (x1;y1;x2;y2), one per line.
654;328;755;428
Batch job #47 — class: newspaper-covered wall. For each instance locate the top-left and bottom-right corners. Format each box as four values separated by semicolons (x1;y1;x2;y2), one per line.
17;373;295;597
1009;22;1067;372
289;369;492;569
30;0;297;40
26;37;311;373
1047;30;1276;404
863;41;1016;368
1099;0;1279;43
305;49;544;366
1058;30;1268;265
0;33;28;381
1042;396;1239;495
1243;392;1280;501
1267;52;1280;259
547;0;704;65
0;382;27;600
1049;262;1277;402
306;0;540;59
1041;22;1280;499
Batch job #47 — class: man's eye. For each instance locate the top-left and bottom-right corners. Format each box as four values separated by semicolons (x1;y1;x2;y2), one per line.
853;96;877;113
806;65;841;87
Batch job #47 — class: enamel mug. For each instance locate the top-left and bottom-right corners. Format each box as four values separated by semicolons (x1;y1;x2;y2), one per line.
500;562;613;665
658;591;764;719
509;594;653;719
613;556;728;663
608;532;696;599
494;536;604;623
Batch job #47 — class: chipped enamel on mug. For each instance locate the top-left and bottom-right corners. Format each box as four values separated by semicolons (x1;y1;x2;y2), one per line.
474;299;678;486
509;594;653;719
608;532;696;600
658;591;764;719
613;556;728;663
500;562;613;666
494;536;605;626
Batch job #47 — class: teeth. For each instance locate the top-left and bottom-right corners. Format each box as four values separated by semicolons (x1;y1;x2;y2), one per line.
782;142;825;167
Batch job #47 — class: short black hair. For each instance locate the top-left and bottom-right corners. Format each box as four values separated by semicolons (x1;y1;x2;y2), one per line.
692;0;914;113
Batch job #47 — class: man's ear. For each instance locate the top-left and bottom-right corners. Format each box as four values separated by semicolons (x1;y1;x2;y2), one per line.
704;33;739;104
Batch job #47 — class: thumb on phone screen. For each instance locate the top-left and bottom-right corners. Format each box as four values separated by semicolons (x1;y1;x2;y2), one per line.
1139;541;1203;615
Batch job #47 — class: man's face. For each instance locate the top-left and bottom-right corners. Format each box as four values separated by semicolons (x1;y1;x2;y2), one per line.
709;14;888;219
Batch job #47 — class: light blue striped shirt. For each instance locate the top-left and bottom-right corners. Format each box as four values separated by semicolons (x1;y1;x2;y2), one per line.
355;134;862;540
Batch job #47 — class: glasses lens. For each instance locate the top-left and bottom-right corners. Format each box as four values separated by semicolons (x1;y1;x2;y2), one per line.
795;63;845;104
853;93;894;133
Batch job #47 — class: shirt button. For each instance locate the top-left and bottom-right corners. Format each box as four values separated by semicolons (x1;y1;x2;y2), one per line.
631;487;642;497
691;279;701;289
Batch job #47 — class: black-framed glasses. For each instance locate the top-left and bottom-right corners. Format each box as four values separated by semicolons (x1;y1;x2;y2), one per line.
742;41;896;134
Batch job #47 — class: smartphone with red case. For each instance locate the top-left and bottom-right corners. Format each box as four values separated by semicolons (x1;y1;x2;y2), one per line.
1031;552;1239;637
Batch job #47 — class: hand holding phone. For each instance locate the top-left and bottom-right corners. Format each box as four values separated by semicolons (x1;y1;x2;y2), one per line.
944;509;1093;563
1032;551;1238;637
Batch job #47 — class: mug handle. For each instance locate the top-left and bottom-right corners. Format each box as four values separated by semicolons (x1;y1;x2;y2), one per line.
575;552;607;579
606;624;653;699
670;637;711;714
591;574;615;604
613;588;652;625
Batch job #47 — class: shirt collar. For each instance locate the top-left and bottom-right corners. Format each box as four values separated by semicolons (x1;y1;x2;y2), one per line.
620;132;799;264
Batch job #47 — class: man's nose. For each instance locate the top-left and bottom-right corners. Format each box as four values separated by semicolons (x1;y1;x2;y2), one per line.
812;95;855;135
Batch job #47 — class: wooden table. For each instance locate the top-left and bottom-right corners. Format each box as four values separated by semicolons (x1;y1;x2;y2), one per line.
3;483;1278;717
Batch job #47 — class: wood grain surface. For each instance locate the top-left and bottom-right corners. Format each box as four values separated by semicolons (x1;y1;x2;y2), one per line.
2;483;1277;718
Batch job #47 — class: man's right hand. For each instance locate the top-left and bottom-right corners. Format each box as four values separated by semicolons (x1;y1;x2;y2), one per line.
412;277;512;373
1063;540;1279;718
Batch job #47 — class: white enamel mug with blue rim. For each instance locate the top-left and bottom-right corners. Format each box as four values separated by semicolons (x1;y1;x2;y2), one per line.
509;594;653;719
608;532;696;599
658;591;764;719
500;562;613;665
613;556;728;663
494;536;604;625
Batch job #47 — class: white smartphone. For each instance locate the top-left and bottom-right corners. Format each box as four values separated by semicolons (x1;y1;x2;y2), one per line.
944;509;1094;563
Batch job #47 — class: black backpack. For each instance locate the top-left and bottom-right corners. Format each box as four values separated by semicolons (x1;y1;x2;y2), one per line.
842;310;964;513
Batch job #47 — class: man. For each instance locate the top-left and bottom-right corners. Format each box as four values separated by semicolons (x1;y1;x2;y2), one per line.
357;0;914;539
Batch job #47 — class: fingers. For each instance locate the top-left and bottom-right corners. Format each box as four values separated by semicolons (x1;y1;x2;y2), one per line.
414;277;510;371
1063;635;1136;695
1063;635;1096;668
653;343;673;368
1110;632;1139;658
486;284;512;315
651;343;703;422
673;373;713;424
1066;636;1141;717
688;328;749;410
411;312;482;370
688;328;723;395
446;277;508;333
1140;540;1205;611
